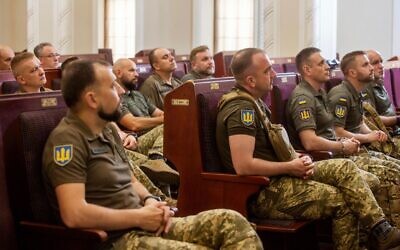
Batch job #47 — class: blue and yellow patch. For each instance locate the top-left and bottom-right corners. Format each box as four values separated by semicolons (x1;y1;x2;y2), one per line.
299;109;311;120
241;109;255;126
54;144;73;166
335;105;347;118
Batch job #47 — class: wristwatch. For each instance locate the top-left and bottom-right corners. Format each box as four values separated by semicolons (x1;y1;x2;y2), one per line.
143;195;162;203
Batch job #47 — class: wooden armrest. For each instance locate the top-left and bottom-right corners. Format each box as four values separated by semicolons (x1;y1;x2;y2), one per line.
20;221;108;242
201;172;269;185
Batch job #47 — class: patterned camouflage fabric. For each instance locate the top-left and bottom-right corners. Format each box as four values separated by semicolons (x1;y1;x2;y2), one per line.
250;158;385;250
112;209;263;249
136;124;164;157
128;159;177;207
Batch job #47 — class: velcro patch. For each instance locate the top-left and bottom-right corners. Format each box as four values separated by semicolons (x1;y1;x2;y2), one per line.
54;144;73;166
241;109;255;126
299;109;311;120
335;105;347;118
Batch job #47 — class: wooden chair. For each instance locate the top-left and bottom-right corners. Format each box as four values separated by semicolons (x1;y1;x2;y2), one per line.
0;92;107;249
213;51;236;77
164;79;318;249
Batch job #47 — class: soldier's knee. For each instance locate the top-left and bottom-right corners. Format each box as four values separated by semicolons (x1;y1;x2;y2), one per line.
336;159;359;173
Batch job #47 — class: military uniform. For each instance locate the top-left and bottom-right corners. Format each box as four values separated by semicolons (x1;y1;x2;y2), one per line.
139;73;182;110
181;70;213;83
327;80;365;133
119;90;178;188
365;79;396;116
287;81;400;226
43;111;262;249
216;86;389;249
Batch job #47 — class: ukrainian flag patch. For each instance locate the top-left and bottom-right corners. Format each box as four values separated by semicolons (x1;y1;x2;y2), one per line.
54;144;73;166
241;109;255;126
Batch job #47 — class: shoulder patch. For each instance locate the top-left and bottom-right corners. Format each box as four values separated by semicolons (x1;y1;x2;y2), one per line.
54;145;73;166
335;105;347;118
241;109;255;126
299;109;311;120
339;98;347;102
299;100;307;105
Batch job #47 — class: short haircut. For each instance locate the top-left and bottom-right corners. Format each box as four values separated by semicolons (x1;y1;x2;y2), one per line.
295;47;321;74
189;45;210;62
230;48;264;81
10;52;34;77
60;56;79;72
33;42;53;57
61;60;110;108
340;50;366;75
148;48;159;70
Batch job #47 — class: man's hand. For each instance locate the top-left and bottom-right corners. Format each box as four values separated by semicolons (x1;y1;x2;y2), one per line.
367;130;388;143
142;200;175;236
123;134;138;150
287;156;314;180
342;138;359;154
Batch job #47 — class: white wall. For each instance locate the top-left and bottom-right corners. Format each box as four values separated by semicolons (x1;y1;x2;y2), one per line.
136;0;193;55
0;0;27;51
337;0;393;59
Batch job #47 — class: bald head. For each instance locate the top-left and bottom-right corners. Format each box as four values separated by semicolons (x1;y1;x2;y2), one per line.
366;49;384;80
0;44;15;70
112;58;139;91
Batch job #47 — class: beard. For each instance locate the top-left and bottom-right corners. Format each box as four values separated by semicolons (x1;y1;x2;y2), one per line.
98;105;122;122
121;77;138;91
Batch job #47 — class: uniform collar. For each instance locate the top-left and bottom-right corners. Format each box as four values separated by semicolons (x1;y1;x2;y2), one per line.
299;80;323;97
64;111;113;141
343;80;360;99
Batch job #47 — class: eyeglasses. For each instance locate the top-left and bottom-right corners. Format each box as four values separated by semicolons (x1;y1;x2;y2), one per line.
40;53;60;58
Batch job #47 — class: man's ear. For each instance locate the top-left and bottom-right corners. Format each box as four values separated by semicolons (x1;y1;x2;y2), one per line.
303;64;311;75
348;68;356;77
246;75;255;87
16;75;26;85
83;90;98;109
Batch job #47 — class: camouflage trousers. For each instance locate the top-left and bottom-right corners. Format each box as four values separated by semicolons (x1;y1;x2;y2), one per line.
112;209;263;250
351;150;400;227
128;159;177;207
250;158;384;250
137;124;164;157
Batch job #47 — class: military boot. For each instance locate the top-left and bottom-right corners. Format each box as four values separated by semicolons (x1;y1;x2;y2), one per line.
369;220;400;250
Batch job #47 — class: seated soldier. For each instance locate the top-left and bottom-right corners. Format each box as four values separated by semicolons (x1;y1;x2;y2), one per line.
10;52;52;93
327;51;400;160
42;59;262;249
181;45;215;82
113;58;178;194
216;48;400;250
34;42;60;69
139;48;182;110
0;44;15;70
365;50;400;133
286;47;400;228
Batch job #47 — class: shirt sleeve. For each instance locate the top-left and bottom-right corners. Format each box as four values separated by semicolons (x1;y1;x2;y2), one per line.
288;94;316;132
225;102;258;137
328;91;349;128
43;129;88;188
139;79;162;110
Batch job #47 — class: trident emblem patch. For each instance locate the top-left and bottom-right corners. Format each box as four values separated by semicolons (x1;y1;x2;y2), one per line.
54;145;73;166
335;105;347;118
241;109;255;126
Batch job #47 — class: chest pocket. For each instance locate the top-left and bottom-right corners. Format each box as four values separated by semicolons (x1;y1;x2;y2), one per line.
88;140;116;164
346;100;363;130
